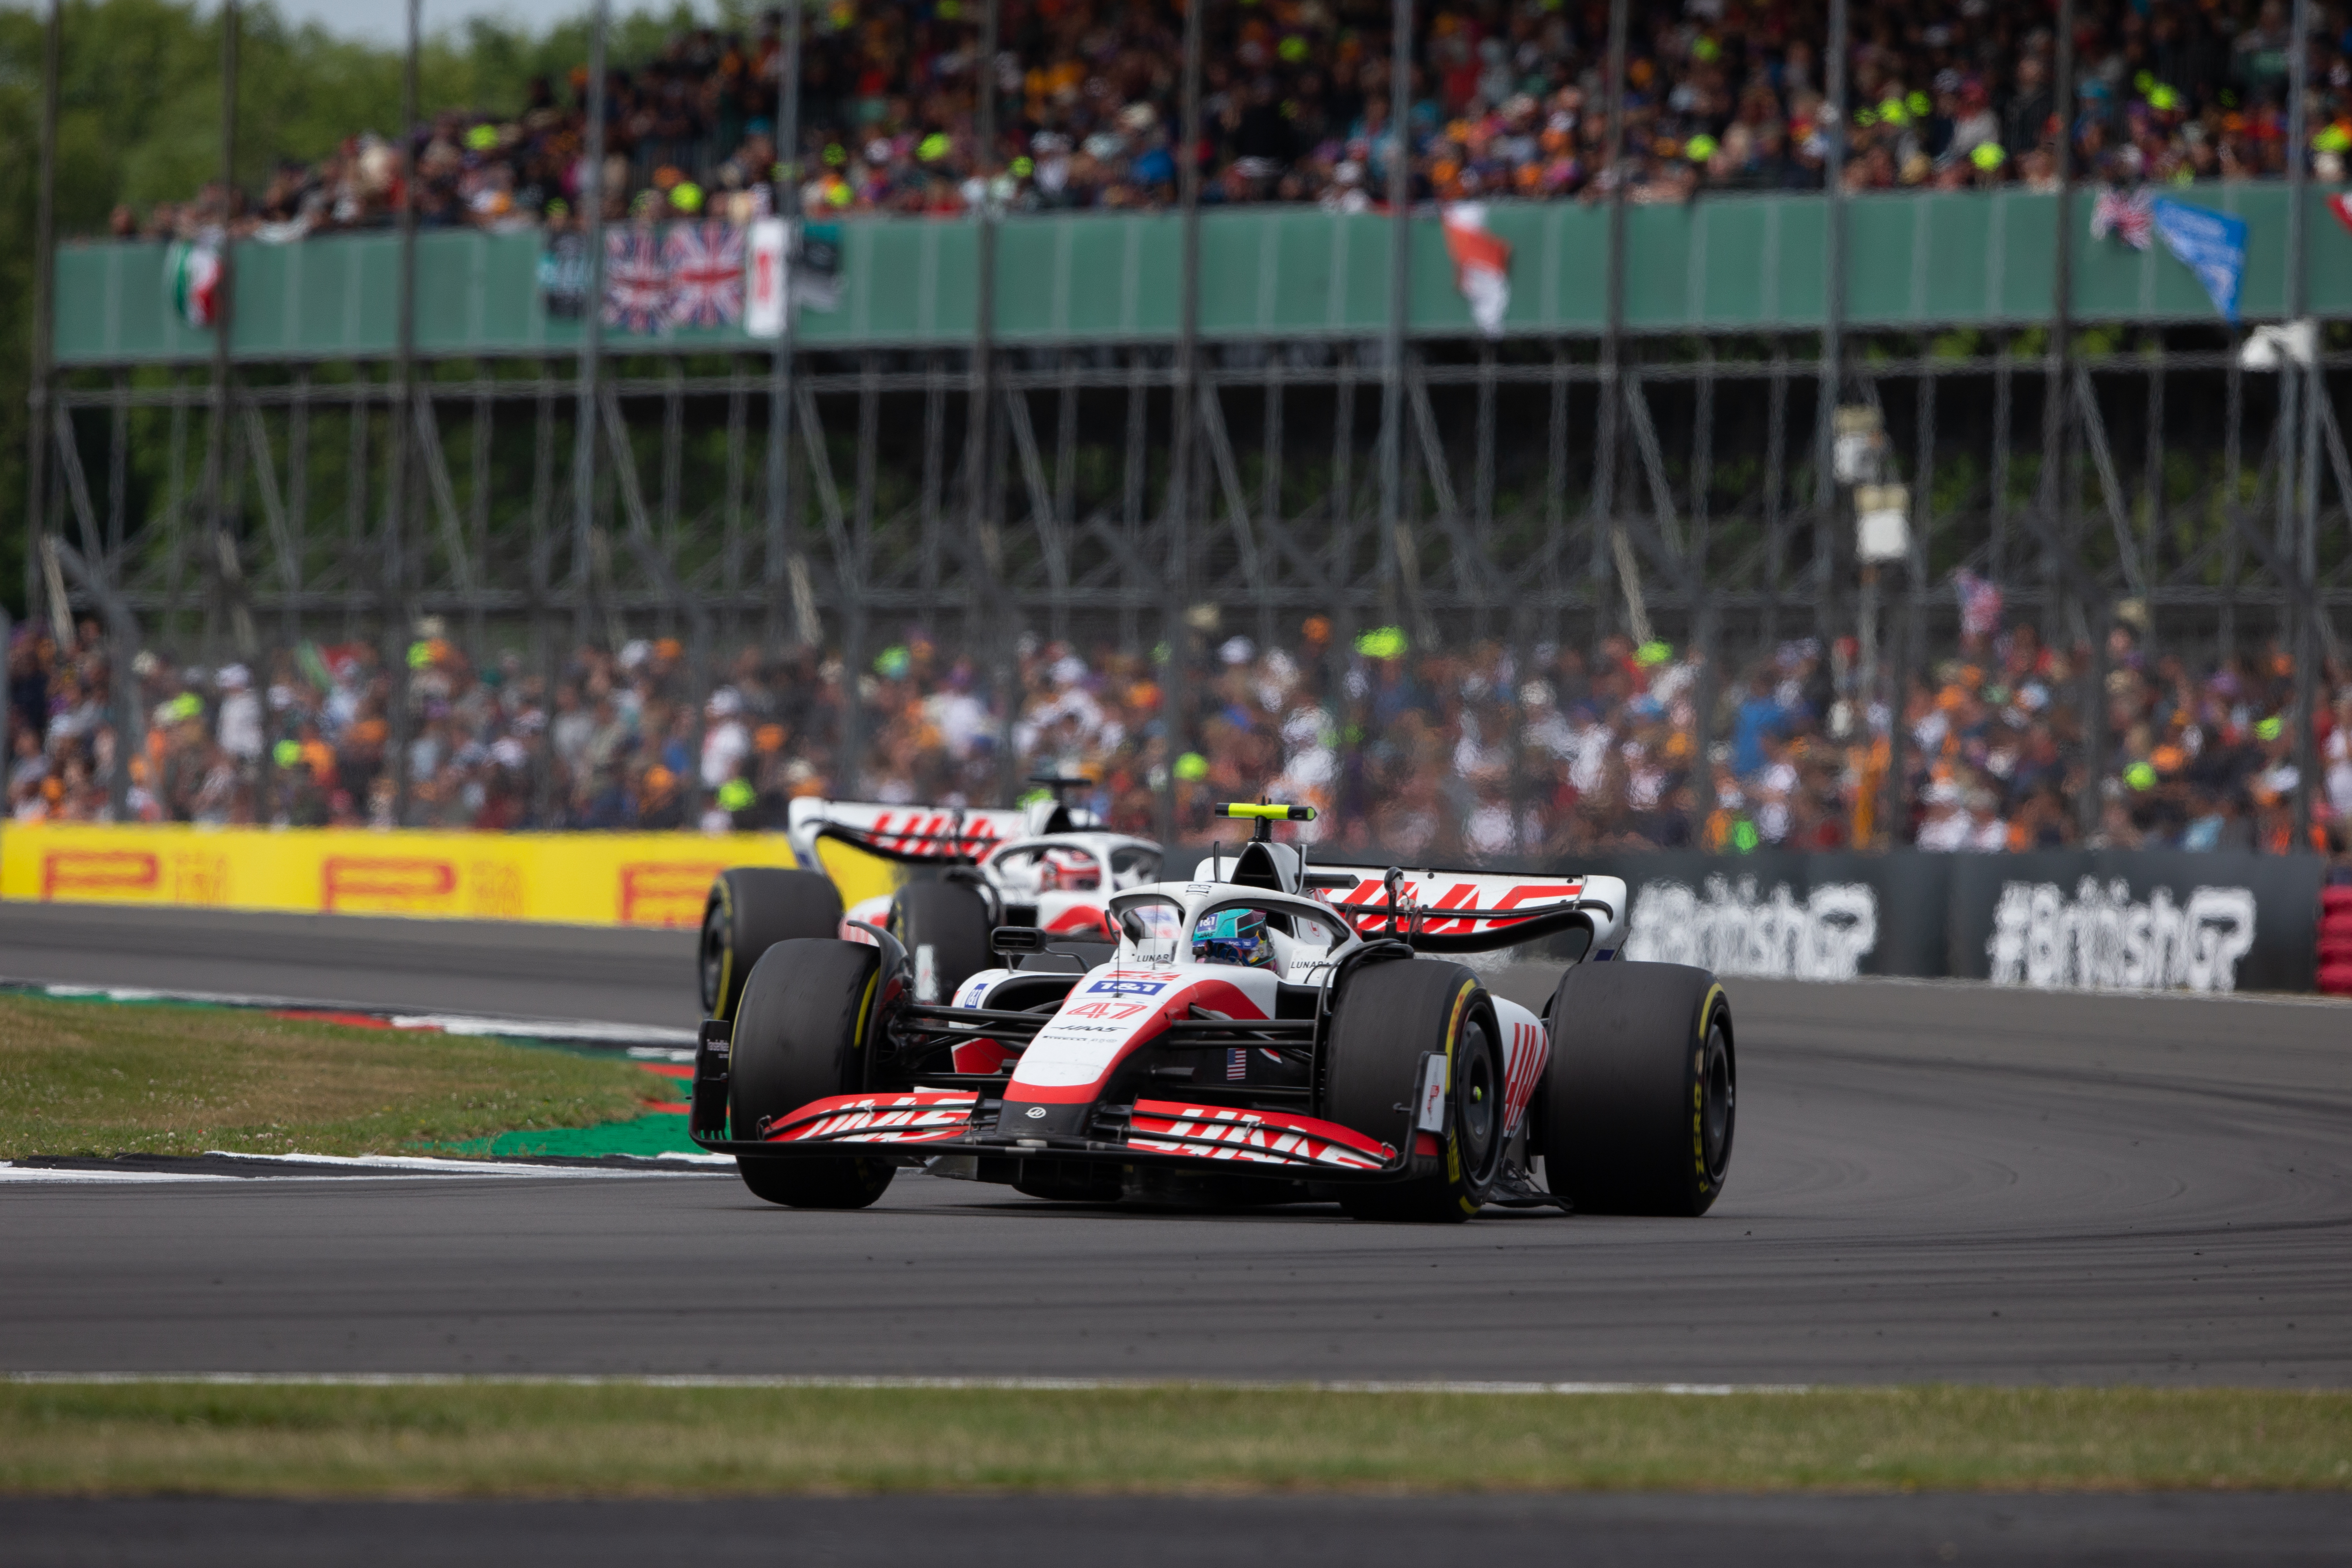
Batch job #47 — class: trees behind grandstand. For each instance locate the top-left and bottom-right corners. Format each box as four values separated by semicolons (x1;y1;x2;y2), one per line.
0;0;696;617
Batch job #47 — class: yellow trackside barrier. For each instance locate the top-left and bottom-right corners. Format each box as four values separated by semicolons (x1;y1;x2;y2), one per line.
0;823;802;928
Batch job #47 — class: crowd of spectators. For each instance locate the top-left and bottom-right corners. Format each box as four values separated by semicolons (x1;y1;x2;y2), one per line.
113;0;2352;245
11;607;2350;863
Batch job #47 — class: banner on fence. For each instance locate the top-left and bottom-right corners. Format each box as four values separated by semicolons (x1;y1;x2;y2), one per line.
0;824;799;928
1941;850;2320;995
1574;848;2318;994
1567;850;1953;980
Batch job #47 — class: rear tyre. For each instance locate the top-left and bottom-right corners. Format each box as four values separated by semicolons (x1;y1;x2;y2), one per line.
729;938;895;1210
700;867;843;1020
1321;960;1506;1223
1541;960;1733;1216
891;879;995;1004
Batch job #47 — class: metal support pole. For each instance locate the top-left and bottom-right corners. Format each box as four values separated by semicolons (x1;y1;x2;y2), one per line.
575;0;610;659
2288;0;2319;848
1811;0;1847;655
22;0;60;728
387;0;418;826
764;0;801;656
1376;0;1414;631
1593;0;1627;651
1160;0;1206;845
975;0;1019;804
201;1;240;674
2050;0;2097;842
841;354;879;797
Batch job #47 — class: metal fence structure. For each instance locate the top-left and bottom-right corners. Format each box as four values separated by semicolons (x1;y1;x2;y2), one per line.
17;0;2349;843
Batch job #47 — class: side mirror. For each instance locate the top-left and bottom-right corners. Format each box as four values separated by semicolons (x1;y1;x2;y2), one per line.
1118;909;1149;946
991;925;1047;954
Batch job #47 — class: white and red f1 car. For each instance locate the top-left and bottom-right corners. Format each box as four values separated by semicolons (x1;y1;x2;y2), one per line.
689;801;1735;1221
696;777;1161;1022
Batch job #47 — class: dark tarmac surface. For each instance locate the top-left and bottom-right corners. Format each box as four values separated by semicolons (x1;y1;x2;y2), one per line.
4;906;2347;1386
0;902;690;1028
5;905;2347;1561
6;1493;2349;1568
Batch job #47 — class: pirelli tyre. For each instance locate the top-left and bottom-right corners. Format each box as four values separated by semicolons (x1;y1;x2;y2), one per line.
728;938;896;1210
700;867;843;1021
890;879;995;1005
1321;959;1507;1223
1541;960;1734;1217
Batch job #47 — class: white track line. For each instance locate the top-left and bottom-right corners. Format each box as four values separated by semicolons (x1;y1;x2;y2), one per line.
11;981;697;1047
0;1166;243;1184
0;1152;727;1184
0;1372;1807;1396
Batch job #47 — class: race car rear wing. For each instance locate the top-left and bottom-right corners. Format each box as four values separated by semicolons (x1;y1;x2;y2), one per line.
1308;866;1627;956
785;799;1029;866
785;795;1107;867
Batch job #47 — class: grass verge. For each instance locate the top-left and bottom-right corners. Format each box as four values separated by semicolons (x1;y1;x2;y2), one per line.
0;993;654;1159
1;1383;2347;1496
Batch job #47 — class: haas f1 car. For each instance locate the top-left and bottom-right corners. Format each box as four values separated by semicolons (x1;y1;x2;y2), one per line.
689;802;1735;1221
697;777;1161;1022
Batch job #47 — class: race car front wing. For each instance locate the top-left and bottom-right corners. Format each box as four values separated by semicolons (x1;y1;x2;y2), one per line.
687;1019;1406;1177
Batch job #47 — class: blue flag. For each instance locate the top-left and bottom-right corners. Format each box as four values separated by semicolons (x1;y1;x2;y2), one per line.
2151;196;2248;323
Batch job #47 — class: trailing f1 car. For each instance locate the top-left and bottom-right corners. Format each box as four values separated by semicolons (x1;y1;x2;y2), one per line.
696;777;1162;1023
689;801;1735;1222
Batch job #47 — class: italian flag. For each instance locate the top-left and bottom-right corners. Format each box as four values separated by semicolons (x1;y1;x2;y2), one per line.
167;240;222;329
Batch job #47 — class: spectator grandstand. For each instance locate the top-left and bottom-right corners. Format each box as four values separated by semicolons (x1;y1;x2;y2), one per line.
111;0;2352;244
10;615;2349;858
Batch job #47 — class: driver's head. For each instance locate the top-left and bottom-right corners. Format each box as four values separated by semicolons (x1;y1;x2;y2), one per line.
1192;906;1275;968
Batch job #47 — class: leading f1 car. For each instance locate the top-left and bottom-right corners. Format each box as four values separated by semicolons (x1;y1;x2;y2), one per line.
688;802;1735;1221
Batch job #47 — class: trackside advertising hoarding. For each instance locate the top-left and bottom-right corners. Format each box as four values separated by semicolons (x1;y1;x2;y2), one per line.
0;823;799;928
1570;849;2325;995
4;827;2328;989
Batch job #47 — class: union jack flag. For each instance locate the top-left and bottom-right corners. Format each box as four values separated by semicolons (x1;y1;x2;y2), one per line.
603;229;670;335
2090;188;2154;252
662;220;746;330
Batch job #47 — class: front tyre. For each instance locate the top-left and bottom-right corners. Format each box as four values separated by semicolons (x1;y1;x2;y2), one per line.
729;938;895;1210
700;867;845;1021
1321;960;1507;1223
1541;960;1734;1216
890;879;995;1004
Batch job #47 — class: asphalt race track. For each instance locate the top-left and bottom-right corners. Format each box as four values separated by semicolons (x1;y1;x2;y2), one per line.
5;1493;2349;1568
0;903;690;1029
5;905;2349;1563
2;904;2348;1385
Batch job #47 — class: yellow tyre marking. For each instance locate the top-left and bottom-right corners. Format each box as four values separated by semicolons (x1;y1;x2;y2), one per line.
1442;980;1475;1186
710;875;736;1021
1690;983;1726;1192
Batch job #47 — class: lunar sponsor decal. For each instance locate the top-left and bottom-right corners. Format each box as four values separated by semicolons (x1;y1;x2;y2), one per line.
1622;875;1879;980
1985;877;2256;993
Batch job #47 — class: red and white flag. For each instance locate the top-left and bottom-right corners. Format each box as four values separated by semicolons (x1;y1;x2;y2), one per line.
746;218;787;338
2328;192;2352;238
1442;203;1512;338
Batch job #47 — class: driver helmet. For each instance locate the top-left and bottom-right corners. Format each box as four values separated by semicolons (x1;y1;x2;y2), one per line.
1192;906;1275;969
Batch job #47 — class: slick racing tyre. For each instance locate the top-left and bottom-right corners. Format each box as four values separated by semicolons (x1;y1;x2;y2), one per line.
891;879;995;1004
701;867;844;1021
1541;960;1733;1216
729;939;895;1210
1322;960;1506;1223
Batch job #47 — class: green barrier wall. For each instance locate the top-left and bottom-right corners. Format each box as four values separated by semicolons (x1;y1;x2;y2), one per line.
51;184;2352;365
